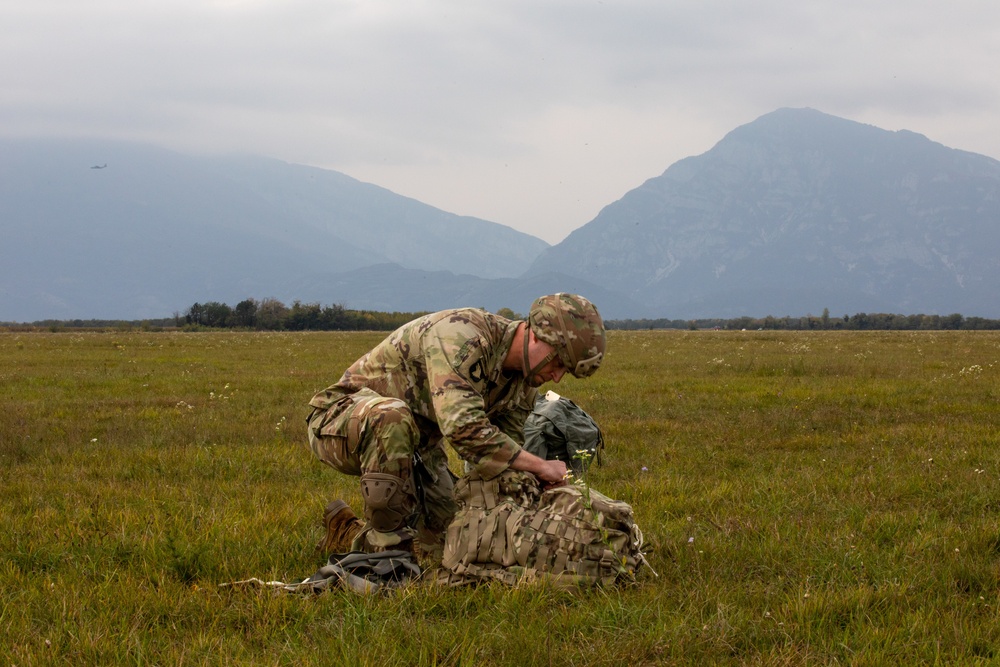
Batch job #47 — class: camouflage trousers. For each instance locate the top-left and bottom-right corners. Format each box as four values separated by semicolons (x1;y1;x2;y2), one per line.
306;387;457;556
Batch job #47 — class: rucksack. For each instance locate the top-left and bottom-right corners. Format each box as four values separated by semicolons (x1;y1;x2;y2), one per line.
523;391;604;475
440;470;646;587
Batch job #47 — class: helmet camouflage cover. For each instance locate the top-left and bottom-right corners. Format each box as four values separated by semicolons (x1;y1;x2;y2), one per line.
528;293;606;378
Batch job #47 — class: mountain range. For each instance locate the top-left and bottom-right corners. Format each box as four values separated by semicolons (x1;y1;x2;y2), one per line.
2;107;999;322
529;108;1000;318
0;140;550;321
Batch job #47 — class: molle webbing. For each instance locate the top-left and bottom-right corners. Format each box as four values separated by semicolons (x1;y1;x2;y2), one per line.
441;471;643;587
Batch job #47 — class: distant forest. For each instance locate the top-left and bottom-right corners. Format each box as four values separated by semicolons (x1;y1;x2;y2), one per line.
608;309;1000;331
3;299;1000;332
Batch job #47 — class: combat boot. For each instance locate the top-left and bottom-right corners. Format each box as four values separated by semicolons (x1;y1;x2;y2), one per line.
317;499;363;555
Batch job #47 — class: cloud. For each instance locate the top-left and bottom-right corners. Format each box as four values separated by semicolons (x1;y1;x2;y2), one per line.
2;0;999;242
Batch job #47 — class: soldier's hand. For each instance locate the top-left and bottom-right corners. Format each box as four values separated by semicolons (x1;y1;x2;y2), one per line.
510;450;568;486
535;459;568;486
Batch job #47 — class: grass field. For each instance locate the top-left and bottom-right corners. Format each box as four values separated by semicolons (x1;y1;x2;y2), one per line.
2;329;999;665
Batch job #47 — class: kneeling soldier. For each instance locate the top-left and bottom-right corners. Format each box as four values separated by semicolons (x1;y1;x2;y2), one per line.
305;293;606;563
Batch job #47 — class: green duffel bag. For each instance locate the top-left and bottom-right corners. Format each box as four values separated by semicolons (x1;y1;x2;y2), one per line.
523;391;604;475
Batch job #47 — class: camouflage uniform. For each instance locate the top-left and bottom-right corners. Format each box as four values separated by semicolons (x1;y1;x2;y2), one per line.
306;308;536;553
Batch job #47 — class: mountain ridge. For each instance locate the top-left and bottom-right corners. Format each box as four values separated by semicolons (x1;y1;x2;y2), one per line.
4;108;1000;322
0;138;548;321
526;107;1000;318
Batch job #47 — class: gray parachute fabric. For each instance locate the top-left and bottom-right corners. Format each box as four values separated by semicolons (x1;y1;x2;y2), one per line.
221;550;421;595
523;391;604;474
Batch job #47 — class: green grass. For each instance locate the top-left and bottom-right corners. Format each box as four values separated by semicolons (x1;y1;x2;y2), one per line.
2;329;1000;665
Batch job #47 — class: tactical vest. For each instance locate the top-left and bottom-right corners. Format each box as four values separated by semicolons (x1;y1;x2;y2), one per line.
440;470;645;587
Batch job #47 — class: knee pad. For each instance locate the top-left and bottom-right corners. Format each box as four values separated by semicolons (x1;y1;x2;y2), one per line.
360;472;413;532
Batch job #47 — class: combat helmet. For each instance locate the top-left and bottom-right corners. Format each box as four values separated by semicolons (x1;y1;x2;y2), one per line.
527;293;606;378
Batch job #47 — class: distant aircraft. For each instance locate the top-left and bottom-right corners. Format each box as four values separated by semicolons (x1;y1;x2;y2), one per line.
91;164;107;169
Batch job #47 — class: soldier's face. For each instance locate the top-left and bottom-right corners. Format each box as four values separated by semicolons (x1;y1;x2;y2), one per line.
530;356;567;386
526;337;567;386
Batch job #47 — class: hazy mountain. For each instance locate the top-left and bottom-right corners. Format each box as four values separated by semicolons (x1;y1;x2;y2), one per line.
526;108;1000;318
0;139;548;321
5;109;1000;323
284;263;646;320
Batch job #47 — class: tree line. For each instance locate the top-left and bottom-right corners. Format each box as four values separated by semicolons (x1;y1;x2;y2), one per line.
608;309;1000;331
174;301;1000;332
181;299;428;331
6;301;1000;332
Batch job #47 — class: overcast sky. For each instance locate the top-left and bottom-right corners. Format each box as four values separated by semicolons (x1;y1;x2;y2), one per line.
3;1;998;244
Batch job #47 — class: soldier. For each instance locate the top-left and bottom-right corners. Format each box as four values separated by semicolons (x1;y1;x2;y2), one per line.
305;293;606;563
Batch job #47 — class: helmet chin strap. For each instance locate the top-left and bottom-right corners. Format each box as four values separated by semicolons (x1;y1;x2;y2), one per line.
522;324;557;382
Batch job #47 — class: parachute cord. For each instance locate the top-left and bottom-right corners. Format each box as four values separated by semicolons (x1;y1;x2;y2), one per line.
633;526;659;577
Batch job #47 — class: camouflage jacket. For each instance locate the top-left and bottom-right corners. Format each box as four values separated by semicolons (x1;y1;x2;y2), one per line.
308;308;537;479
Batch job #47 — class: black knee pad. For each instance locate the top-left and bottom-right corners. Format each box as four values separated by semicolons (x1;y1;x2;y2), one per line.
360;472;413;532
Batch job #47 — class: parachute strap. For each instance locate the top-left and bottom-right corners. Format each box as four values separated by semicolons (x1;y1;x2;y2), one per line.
465;513;483;564
222;550;421;595
540;544;556;569
461;476;498;510
477;511;501;563
552;550;569;575
482;478;498;509
515;531;534;565
490;507;510;564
